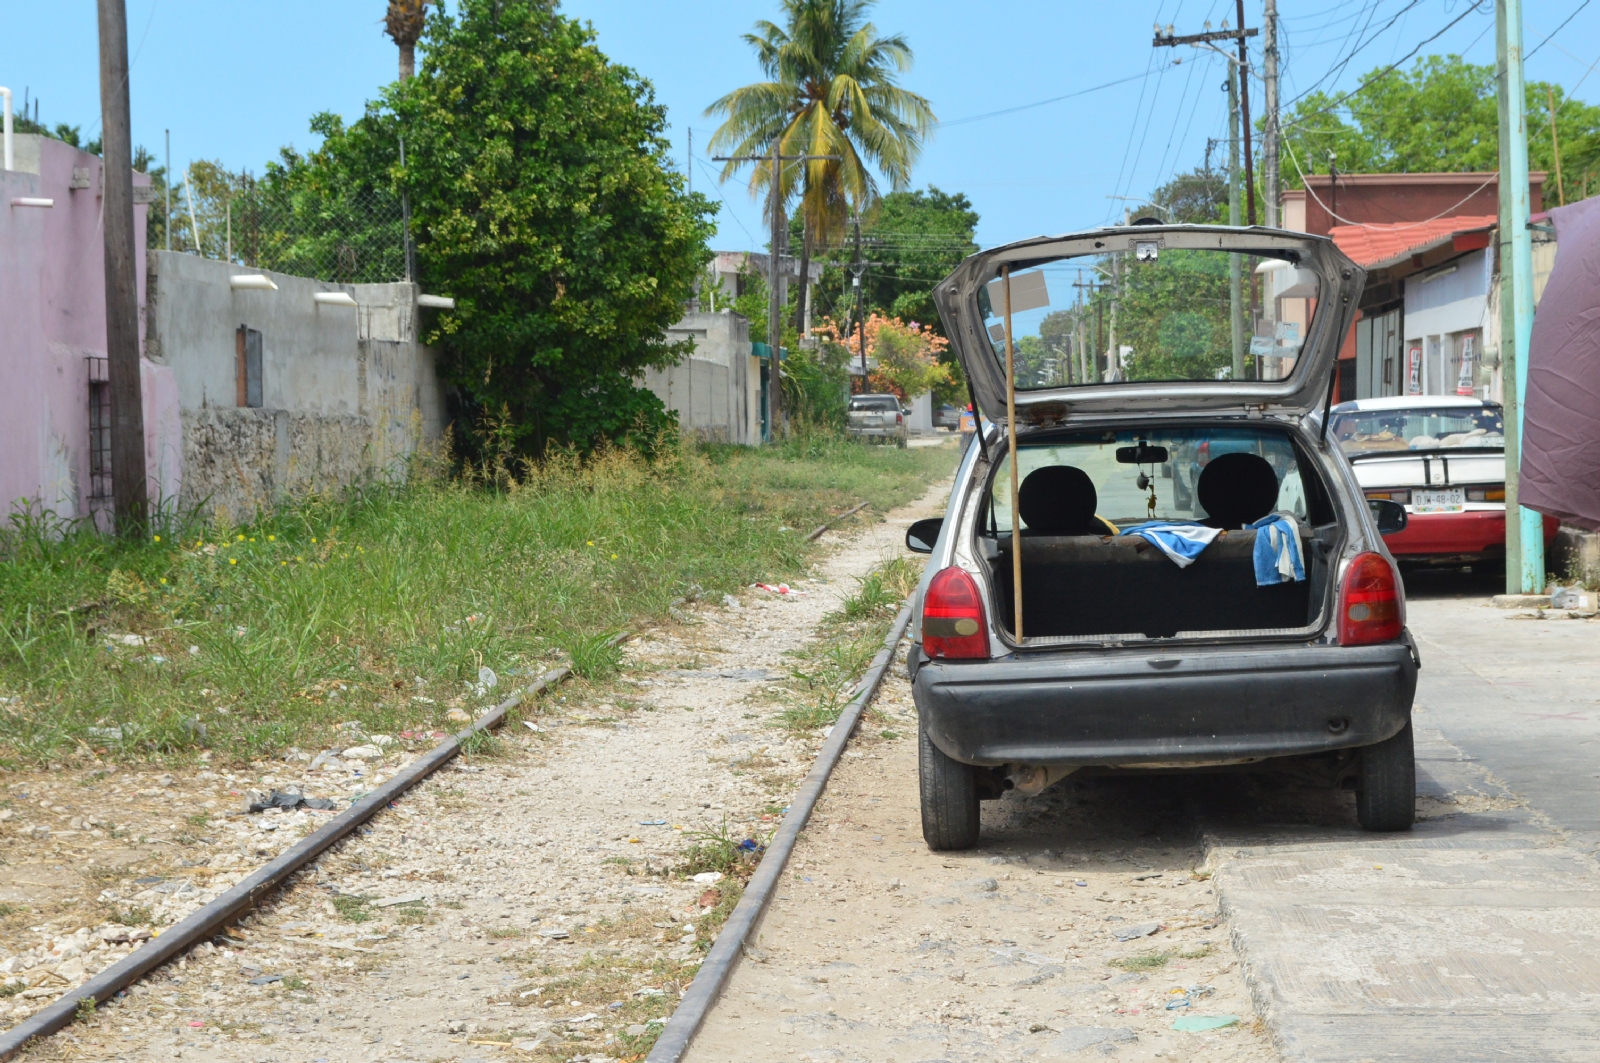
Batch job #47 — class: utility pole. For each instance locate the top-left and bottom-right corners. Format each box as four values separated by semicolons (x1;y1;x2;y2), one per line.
1227;63;1245;381
98;0;148;535
1154;17;1258;225
1235;0;1256;225
1262;0;1280;228
714;146;838;438
1497;0;1543;593
851;215;867;383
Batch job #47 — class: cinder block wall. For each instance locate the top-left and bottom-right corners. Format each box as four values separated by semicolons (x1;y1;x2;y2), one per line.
145;252;448;523
642;310;757;445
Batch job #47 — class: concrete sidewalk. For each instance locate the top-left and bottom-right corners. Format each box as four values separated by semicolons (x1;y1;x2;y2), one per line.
1203;595;1600;1062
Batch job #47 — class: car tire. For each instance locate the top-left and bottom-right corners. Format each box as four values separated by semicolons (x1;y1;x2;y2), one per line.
1356;721;1415;832
920;726;980;850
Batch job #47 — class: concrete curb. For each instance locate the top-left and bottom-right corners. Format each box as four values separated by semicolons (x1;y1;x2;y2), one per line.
0;637;627;1061
644;603;913;1063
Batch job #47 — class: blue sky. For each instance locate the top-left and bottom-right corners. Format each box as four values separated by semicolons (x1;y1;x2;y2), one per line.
4;1;1597;249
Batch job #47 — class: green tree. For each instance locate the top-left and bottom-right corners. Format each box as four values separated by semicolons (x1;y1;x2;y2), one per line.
706;0;935;332
302;0;716;454
1280;55;1600;204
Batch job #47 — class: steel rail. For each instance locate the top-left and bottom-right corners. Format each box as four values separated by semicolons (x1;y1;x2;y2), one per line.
806;500;870;542
0;637;627;1061
645;601;913;1063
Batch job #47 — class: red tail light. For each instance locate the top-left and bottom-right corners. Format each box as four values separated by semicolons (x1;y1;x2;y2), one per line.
896;411;904;424
1339;552;1403;645
923;567;989;660
1197;441;1212;466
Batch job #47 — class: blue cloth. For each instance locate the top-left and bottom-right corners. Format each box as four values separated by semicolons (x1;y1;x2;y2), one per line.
1118;521;1222;569
1249;513;1305;585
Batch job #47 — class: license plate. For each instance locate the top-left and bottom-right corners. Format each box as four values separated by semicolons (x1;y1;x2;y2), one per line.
1412;488;1465;513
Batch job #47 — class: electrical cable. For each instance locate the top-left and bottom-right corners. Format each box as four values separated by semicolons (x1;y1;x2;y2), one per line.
1527;0;1592;61
1282;137;1497;230
1278;1;1488;137
935;69;1167;128
1283;0;1422;112
692;154;758;250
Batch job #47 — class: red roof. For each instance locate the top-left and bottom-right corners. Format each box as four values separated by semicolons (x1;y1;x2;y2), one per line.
1328;215;1497;270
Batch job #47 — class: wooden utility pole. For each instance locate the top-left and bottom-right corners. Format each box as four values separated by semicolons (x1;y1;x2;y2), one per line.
98;0;148;535
1235;0;1256;225
1155;17;1258;224
1227;64;1245;380
714;146;838;438
1262;0;1280;227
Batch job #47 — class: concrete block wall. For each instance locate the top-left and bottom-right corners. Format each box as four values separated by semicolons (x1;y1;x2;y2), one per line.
643;310;758;444
145;252;448;521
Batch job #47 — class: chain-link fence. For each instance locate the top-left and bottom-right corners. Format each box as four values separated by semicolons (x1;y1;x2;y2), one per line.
231;187;408;285
164;182;411;285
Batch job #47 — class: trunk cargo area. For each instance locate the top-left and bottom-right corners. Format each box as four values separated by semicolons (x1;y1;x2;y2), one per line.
991;526;1332;640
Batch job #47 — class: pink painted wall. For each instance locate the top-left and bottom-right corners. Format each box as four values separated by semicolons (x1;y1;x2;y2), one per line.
0;134;179;528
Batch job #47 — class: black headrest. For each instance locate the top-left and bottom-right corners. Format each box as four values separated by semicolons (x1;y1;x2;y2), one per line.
1018;465;1100;535
1197;452;1280;528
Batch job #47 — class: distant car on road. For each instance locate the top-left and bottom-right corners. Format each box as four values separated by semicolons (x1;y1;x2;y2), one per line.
1328;396;1558;569
934;404;961;431
847;394;907;446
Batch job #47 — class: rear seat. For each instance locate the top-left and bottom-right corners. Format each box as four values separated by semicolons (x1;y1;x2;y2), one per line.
994;527;1313;639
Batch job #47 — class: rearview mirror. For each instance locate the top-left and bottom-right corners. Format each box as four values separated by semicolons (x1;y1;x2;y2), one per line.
1115;443;1169;465
905;517;944;554
1369;498;1408;535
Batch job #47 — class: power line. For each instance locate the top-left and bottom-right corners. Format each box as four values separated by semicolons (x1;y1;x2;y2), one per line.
935;69;1169;128
1282;0;1425;112
1278;1;1488;137
1528;0;1592;61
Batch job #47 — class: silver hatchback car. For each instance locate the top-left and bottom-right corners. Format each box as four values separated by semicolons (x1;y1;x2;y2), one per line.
904;225;1418;850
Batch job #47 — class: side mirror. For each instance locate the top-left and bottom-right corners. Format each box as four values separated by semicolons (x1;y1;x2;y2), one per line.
905;517;944;554
1369;498;1408;535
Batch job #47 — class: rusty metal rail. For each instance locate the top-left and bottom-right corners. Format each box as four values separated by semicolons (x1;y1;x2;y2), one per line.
805;501;870;541
0;638;627;1061
645;602;913;1063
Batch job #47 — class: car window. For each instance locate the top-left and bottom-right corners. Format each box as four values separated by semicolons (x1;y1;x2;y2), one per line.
850;397;900;411
1329;405;1504;455
975;247;1322;387
988;427;1310;528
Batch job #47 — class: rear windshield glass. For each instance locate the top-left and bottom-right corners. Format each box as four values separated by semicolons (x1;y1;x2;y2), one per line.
988;428;1316;530
978;247;1320;387
1329;405;1504;455
850;397;900;411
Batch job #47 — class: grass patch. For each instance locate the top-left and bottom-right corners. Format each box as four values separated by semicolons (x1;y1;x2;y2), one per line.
1109;951;1172;972
678;818;763;878
0;436;954;765
330;894;374;923
280;975;310;992
778;556;924;731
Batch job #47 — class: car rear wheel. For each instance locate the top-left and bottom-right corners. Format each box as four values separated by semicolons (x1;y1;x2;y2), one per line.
919;726;980;850
1356;721;1415;831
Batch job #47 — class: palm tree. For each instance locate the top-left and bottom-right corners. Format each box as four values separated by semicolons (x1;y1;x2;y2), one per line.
706;0;935;337
384;0;429;81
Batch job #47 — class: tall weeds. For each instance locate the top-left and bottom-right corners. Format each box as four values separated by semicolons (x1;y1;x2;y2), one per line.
0;438;953;766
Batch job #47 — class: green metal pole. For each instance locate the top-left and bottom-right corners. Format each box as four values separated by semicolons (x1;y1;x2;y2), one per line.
1228;66;1245;381
1498;0;1544;593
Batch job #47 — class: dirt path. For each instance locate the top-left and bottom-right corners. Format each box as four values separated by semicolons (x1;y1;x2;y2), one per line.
15;478;950;1063
684;666;1277;1063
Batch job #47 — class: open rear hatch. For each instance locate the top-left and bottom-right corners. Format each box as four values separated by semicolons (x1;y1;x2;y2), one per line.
931;226;1364;645
932;225;1364;428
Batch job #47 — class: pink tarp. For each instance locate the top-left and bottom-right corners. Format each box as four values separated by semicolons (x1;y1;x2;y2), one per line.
1521;195;1600;531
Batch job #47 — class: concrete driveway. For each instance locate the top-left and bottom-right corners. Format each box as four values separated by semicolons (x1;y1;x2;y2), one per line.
1201;570;1600;1062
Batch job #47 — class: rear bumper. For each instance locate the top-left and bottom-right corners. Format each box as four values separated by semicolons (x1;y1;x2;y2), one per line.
1386;509;1560;559
846;425;904;438
912;637;1418;767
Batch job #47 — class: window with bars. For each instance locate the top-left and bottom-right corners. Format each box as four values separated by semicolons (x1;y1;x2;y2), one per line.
87;357;112;500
